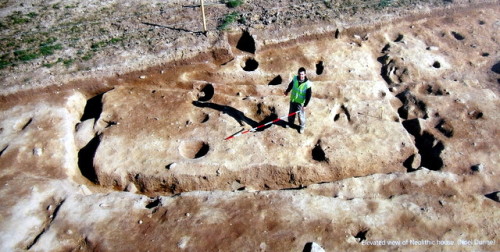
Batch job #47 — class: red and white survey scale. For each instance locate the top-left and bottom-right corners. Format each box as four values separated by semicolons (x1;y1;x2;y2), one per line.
224;111;300;140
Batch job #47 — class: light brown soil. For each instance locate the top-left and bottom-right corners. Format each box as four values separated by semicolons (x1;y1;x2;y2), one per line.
0;0;499;251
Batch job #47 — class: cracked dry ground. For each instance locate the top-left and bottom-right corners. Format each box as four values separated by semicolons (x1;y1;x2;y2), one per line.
0;5;499;252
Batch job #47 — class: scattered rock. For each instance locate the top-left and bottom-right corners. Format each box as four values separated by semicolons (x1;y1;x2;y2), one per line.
75;119;96;150
177;236;190;249
166;163;177;170
33;147;43;156
125;183;138;193
79;185;92;195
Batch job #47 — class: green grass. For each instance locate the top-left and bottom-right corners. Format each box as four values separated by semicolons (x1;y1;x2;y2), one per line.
218;12;241;30
0;60;10;69
27;12;38;18
91;36;124;51
63;58;74;67
225;0;244;8
39;44;63;56
378;0;393;8
81;53;94;61
14;50;40;62
8;11;38;25
10;12;30;24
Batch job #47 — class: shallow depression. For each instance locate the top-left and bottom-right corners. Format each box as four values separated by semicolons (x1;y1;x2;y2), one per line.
179;140;210;159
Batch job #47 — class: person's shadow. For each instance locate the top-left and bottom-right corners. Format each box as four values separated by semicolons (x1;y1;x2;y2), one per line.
192;101;285;131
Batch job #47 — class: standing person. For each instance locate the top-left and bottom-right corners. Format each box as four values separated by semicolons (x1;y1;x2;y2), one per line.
284;67;312;134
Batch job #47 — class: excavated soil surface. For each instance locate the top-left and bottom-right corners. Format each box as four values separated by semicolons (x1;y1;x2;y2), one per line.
0;1;499;251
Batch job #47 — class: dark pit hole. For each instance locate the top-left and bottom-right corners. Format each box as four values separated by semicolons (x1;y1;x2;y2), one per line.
426;85;433;94
435;119;454;138
451;31;465;41
334;29;340;39
334;114;340;121
81;93;105;121
256;103;263;115
416;131;445;170
492;62;500;74
341;105;351;121
312;140;328;163
236;30;256;54
195;143;210;158
151;90;156;94
78;134;101;183
396;90;428;120
201;113;210;123
104;121;117;128
316;61;324;75
198;83;214;102
481;52;489;57
303;242;314;252
21;118;33;130
394;34;404;42
381;43;391;53
354;229;369;243
268;75;282;86
243;58;259;71
397;105;409;120
145;197;161;209
403;154;418;172
180;140;210;159
432;61;441;68
468;110;483;120
402;120;445;170
470;164;482;172
484;191;499;202
479;20;485;25
402;119;422;136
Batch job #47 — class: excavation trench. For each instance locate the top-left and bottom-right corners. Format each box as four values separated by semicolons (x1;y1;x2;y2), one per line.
60;12;493;196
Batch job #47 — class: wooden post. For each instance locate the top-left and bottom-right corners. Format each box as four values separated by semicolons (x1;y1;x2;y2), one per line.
200;0;207;32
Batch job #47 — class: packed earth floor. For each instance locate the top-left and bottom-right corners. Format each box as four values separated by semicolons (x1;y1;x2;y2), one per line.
0;0;499;251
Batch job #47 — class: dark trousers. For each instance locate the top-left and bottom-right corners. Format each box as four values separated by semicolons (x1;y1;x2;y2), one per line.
288;102;306;129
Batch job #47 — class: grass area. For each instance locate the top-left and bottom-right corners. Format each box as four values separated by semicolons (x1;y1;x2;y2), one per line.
0;37;65;69
378;0;393;9
91;36;124;51
218;12;242;30
224;0;244;8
